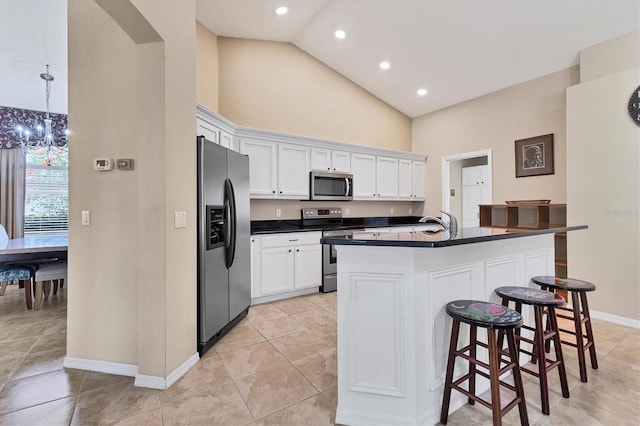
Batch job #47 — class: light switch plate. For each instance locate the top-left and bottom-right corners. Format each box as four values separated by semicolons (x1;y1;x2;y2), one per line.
81;210;90;226
174;211;187;229
116;158;134;170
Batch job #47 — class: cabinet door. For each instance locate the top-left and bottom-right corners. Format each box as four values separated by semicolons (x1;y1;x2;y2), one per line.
219;130;233;150
412;161;425;200
260;246;294;295
398;159;413;199
278;144;310;198
240;139;277;197
294;244;322;289
332;150;351;172
351;153;376;199
311;148;331;171
250;236;260;298
196;118;219;144
376;156;399;198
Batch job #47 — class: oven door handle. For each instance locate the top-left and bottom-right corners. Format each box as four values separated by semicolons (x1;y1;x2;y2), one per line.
345;178;350;196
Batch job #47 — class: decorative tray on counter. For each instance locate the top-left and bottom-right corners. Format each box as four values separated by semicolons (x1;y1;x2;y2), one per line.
505;199;551;205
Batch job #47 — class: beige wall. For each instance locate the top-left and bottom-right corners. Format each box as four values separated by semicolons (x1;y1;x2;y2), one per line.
567;35;640;321
580;31;640;83
196;21;218;112
217;37;411;151
251;200;421;221
412;67;579;216
68;0;196;380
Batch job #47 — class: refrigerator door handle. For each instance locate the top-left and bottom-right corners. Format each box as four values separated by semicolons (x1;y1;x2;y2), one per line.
224;178;237;268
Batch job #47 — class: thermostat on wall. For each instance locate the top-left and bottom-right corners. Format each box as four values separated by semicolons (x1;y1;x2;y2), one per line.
94;158;114;171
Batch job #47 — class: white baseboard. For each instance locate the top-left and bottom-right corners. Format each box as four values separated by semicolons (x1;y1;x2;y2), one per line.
252;287;318;305
591;309;640;329
166;352;199;388
64;352;200;390
63;356;138;377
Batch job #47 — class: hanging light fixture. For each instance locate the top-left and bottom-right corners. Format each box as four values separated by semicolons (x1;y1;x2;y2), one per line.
14;64;68;154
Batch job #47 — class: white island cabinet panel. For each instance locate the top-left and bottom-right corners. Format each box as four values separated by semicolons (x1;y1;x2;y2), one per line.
348;273;404;396
335;234;555;426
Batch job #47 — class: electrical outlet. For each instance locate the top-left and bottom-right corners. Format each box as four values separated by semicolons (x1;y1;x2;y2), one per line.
275;208;282;218
390;208;394;214
409;208;412;215
345;208;350;216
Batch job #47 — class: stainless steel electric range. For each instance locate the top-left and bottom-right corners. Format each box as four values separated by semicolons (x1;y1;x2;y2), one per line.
301;207;363;292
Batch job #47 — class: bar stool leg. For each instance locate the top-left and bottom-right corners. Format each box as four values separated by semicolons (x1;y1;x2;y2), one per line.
547;306;570;398
506;329;529;426
580;291;599;371
440;319;461;425
468;325;477;405
571;291;588;382
533;306;551;415
487;329;502;426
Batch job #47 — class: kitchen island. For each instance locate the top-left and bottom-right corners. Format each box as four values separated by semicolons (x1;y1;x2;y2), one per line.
321;225;586;426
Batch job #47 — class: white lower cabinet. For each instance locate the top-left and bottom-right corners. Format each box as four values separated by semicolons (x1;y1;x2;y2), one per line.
251;232;322;302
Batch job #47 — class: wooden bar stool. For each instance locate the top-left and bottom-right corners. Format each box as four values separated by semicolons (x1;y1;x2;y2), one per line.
441;300;528;426
530;276;598;382
494;286;569;415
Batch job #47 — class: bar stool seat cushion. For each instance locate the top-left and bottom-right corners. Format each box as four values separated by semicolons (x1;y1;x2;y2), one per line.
446;300;522;329
531;276;596;292
495;286;566;306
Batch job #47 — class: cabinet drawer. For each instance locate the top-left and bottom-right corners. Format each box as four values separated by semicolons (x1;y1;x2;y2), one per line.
260;232;321;248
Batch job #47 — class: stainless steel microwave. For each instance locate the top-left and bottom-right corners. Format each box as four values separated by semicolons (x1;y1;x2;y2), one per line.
309;171;353;201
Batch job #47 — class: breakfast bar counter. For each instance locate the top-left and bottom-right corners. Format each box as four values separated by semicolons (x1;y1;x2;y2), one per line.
321;225;586;425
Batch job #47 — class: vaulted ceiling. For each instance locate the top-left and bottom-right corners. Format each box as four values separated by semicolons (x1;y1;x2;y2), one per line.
1;0;638;118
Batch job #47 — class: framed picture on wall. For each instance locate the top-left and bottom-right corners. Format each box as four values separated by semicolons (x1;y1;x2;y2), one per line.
515;134;554;178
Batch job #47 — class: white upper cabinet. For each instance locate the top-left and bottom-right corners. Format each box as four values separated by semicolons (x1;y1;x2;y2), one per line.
351;153;377;199
310;148;331;171
278;144;310;198
331;150;351;172
311;148;351;172
197;105;427;202
399;160;425;200
376;156;399;199
197;117;234;150
239;139;278;197
239;138;310;199
399;159;413;199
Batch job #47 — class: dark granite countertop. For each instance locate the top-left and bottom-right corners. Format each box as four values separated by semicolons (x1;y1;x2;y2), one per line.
320;225;588;248
251;216;428;235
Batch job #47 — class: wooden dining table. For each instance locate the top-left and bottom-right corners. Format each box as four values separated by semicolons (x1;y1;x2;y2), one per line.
0;234;68;309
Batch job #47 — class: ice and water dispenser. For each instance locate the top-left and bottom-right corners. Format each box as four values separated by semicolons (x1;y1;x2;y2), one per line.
206;205;225;250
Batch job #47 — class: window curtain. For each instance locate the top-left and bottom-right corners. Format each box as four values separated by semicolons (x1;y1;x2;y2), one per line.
0;147;25;238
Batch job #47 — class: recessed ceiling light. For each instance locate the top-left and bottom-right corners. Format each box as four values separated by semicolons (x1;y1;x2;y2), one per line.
379;61;390;70
335;30;346;39
275;6;288;15
417;88;428;96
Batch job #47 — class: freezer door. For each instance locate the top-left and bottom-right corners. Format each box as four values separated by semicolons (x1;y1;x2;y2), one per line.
197;137;230;343
227;149;251;320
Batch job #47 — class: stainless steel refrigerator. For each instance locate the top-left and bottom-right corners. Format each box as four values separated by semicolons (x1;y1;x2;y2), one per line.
197;135;251;356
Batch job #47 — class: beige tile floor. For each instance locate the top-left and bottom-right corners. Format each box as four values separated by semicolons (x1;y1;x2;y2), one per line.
0;282;638;425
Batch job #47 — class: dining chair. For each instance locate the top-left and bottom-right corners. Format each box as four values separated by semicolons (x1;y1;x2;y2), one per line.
0;225;37;307
33;260;67;309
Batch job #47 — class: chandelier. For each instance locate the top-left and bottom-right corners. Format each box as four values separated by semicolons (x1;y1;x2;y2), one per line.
14;65;68;154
